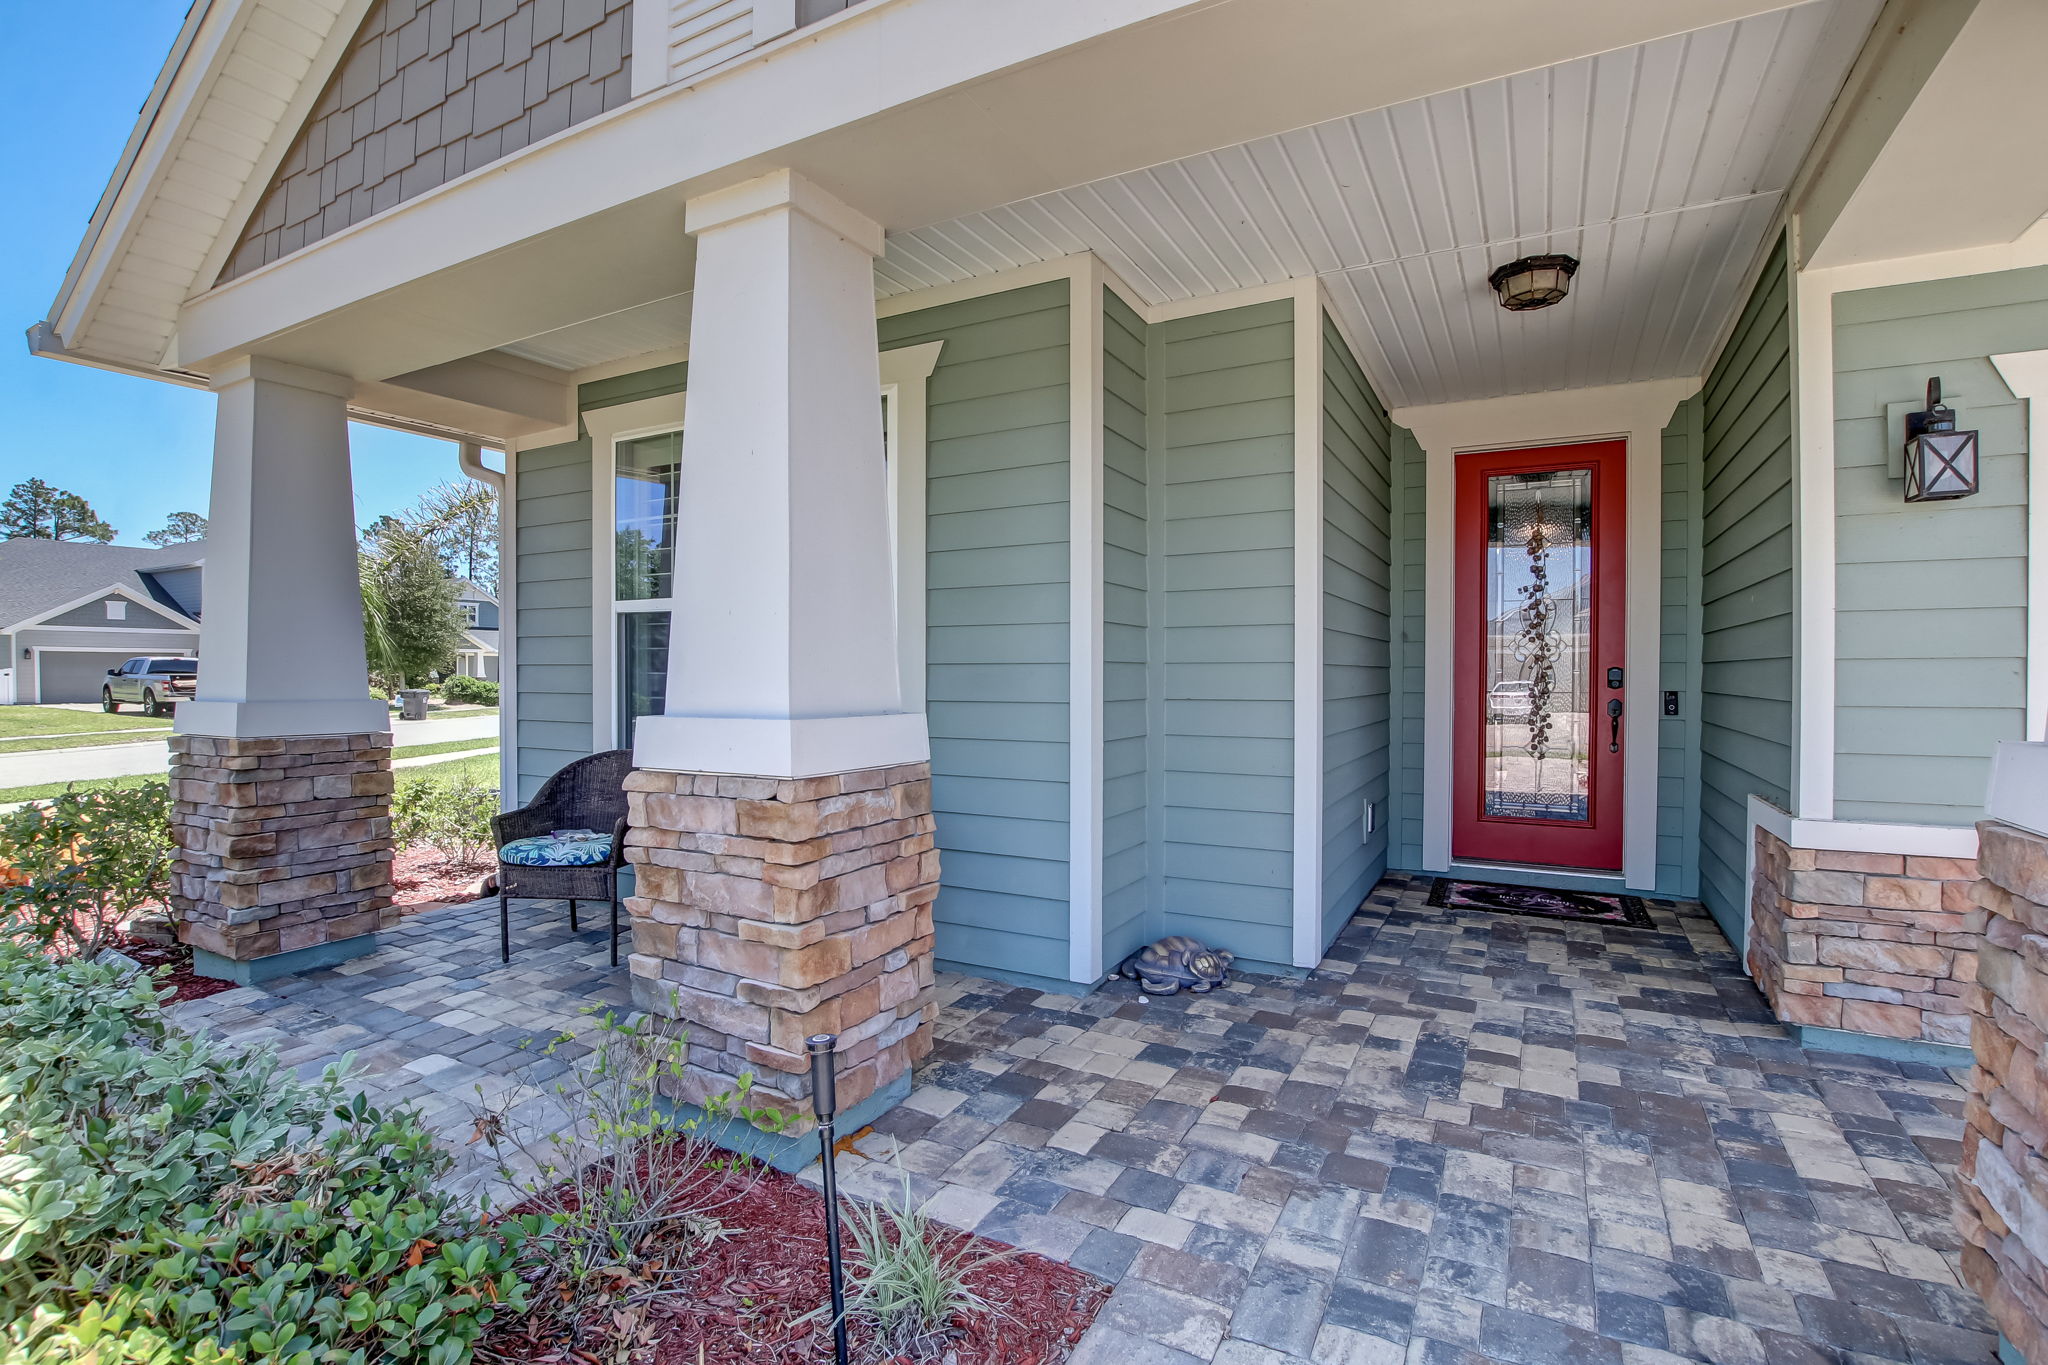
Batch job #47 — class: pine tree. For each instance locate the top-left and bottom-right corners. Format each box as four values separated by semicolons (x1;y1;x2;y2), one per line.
143;511;208;547
0;479;116;542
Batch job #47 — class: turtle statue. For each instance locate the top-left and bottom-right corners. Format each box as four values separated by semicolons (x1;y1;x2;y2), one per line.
1118;936;1234;995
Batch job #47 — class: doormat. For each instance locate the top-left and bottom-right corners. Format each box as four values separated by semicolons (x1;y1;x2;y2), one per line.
1426;877;1652;929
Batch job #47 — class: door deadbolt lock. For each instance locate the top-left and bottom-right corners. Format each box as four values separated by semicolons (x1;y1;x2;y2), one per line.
1606;667;1625;689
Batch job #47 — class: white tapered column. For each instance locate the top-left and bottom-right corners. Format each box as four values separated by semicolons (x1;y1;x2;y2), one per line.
635;169;926;777
177;357;387;740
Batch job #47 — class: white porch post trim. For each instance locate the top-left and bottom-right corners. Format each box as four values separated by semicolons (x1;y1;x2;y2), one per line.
1989;348;2048;743
635;169;927;779
1069;260;1108;983
1292;279;1328;967
1789;264;1837;820
880;341;945;716
177;357;387;740
1393;378;1695;890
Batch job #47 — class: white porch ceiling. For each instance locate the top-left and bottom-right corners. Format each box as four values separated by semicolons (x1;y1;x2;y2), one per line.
879;0;1875;408
494;1;1875;407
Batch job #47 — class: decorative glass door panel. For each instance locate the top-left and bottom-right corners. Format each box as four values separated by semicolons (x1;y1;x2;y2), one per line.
1453;443;1625;870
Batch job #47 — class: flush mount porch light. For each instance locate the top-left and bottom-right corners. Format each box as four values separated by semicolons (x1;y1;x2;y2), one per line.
1903;377;1980;502
1487;254;1579;312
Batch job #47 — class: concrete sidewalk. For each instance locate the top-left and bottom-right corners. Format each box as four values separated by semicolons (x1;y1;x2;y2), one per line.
0;712;499;789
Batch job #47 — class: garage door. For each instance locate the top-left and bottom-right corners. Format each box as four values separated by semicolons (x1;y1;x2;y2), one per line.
35;652;131;704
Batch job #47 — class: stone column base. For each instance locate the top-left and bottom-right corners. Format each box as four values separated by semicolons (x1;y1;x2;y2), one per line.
1747;827;1978;1052
623;761;938;1163
1961;820;2048;1363
170;733;396;978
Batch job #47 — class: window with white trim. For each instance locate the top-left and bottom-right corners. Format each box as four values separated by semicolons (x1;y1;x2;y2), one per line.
612;429;682;747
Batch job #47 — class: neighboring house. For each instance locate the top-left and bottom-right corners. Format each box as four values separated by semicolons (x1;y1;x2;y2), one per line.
0;540;205;704
28;0;2048;1330
452;580;500;682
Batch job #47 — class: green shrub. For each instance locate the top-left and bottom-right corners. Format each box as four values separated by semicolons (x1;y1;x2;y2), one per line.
391;775;499;868
439;676;497;707
0;782;173;958
0;944;525;1363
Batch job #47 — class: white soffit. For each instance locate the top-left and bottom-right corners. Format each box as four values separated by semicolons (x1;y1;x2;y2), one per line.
880;0;1876;407
497;292;695;370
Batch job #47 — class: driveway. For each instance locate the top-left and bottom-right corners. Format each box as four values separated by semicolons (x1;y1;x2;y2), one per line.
0;711;499;788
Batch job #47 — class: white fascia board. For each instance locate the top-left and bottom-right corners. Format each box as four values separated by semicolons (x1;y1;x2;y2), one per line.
47;0;229;343
4;582;200;636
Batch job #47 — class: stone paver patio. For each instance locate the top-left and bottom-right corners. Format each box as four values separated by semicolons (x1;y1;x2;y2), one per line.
168;874;1997;1364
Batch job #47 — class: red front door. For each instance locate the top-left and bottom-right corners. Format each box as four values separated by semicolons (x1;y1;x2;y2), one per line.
1453;442;1626;870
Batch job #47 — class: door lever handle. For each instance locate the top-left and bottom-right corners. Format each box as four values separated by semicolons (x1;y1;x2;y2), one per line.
1607;698;1623;753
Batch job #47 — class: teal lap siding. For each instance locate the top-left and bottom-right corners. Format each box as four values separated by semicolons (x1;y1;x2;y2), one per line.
1153;300;1296;967
1320;316;1393;943
512;437;595;803
1831;264;2048;825
882;282;1072;982
1659;395;1704;900
1698;238;1795;947
1102;289;1152;969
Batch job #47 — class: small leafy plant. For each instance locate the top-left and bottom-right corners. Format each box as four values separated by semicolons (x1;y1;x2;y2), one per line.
831;1170;1011;1361
474;1006;793;1346
391;774;500;869
0;780;172;957
0;943;525;1363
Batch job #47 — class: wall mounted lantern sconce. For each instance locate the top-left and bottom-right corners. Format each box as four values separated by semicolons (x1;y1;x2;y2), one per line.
1488;254;1579;311
1902;377;1979;502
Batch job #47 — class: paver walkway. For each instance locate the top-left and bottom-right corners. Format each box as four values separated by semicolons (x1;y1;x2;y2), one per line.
169;875;1995;1364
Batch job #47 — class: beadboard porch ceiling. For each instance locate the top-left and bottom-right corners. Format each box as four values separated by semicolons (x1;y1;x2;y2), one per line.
500;0;1874;407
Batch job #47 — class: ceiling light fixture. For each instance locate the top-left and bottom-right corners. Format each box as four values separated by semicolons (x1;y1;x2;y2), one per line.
1488;254;1579;312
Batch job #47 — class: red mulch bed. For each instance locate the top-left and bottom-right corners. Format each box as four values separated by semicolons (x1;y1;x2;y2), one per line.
481;1142;1110;1365
110;928;240;1004
392;845;490;912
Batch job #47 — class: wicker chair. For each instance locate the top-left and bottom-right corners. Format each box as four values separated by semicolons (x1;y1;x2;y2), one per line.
490;748;633;966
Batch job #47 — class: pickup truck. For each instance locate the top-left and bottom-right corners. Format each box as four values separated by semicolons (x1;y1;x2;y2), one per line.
103;656;198;717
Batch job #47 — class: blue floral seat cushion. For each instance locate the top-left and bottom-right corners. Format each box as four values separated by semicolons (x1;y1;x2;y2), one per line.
499;830;613;867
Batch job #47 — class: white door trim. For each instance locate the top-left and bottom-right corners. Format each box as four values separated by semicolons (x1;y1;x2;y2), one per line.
1393;378;1697;891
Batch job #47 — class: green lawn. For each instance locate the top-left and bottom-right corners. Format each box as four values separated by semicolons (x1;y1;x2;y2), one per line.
0;728;172;755
394;752;501;786
428;706;499;720
0;706;176;740
392;737;501;762
0;772;166;806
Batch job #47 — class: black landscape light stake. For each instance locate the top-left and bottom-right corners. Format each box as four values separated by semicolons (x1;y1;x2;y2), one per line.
808;1032;850;1365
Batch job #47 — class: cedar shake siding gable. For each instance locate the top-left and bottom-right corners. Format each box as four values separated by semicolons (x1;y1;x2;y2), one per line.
220;0;633;283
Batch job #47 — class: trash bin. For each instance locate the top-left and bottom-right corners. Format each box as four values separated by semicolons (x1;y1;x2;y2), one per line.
398;688;430;721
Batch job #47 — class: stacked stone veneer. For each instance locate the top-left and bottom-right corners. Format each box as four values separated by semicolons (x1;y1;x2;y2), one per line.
1747;828;1979;1047
1960;820;2048;1361
622;763;938;1134
169;733;396;961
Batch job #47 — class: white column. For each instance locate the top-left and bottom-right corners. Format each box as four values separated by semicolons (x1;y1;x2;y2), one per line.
635;169;928;778
176;358;387;739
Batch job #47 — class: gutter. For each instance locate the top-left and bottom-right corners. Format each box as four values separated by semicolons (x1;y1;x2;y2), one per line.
457;441;504;492
23;320;209;388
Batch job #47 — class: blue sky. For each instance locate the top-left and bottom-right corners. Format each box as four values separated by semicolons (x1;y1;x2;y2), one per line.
0;3;462;548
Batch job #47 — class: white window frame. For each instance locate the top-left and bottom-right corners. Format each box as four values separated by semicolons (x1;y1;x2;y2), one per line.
458;601;481;627
588;348;943;751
